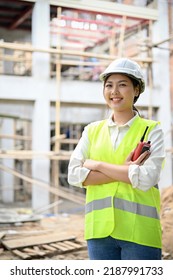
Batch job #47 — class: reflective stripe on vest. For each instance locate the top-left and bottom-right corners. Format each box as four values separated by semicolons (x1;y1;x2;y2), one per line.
85;197;112;214
85;196;159;220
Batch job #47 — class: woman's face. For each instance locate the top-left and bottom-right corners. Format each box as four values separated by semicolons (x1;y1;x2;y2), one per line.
103;73;139;112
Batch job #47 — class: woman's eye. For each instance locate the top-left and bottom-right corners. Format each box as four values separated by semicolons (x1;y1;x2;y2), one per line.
105;84;112;88
119;83;126;87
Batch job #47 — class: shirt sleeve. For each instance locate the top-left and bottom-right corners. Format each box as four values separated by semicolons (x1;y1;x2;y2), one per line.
128;124;165;191
68;125;91;187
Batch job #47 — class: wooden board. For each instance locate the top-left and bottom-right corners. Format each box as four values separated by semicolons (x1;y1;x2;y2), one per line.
11;239;87;259
2;233;76;250
23;247;46;257
12;249;30;260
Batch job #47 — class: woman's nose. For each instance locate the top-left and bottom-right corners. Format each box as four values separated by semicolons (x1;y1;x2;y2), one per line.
111;86;119;94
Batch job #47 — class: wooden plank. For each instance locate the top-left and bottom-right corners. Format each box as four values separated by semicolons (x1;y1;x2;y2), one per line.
33;246;47;256
0;41;154;63
33;246;44;251
118;15;126;57
0;134;31;141
60;242;77;250
57;241;76;250
0;151;70;160
64;240;83;249
0;164;85;205
11;239;86;259
12;249;30;260
41;244;57;252
23;248;37;256
50;243;68;252
2;234;76;250
23;248;46;257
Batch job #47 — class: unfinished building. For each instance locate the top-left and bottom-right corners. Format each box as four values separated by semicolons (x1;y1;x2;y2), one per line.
0;0;172;212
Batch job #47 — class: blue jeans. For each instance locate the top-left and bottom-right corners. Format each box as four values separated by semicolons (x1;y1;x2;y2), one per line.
87;236;161;260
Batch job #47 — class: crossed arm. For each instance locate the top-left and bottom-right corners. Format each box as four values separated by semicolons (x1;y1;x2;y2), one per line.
82;150;150;186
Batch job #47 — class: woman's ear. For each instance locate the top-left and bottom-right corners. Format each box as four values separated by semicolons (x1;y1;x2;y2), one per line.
134;86;140;104
135;85;140;97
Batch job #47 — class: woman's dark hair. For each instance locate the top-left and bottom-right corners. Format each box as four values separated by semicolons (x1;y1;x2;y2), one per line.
127;75;140;115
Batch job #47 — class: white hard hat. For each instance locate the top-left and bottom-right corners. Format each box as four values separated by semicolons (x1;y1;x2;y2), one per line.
100;58;145;93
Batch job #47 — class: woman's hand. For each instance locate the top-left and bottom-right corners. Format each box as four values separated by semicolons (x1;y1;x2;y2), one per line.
125;150;150;166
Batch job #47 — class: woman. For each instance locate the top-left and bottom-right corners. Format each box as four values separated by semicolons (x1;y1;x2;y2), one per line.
68;58;165;260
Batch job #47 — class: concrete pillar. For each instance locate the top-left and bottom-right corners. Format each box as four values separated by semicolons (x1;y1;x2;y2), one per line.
32;94;50;209
32;0;50;78
0;118;14;202
31;0;51;209
153;0;173;188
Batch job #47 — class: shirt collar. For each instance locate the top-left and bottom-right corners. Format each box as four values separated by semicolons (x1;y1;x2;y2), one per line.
107;112;139;128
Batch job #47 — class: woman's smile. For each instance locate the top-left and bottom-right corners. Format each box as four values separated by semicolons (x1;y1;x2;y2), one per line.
110;96;123;103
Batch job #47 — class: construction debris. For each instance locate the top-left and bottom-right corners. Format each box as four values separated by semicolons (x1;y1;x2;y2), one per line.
0;212;88;260
2;233;77;250
2;235;86;260
0;208;42;224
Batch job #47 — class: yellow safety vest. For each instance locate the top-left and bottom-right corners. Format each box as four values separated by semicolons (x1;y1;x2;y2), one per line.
85;116;162;249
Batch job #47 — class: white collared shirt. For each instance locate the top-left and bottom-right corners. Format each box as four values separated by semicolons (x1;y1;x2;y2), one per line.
68;114;165;191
